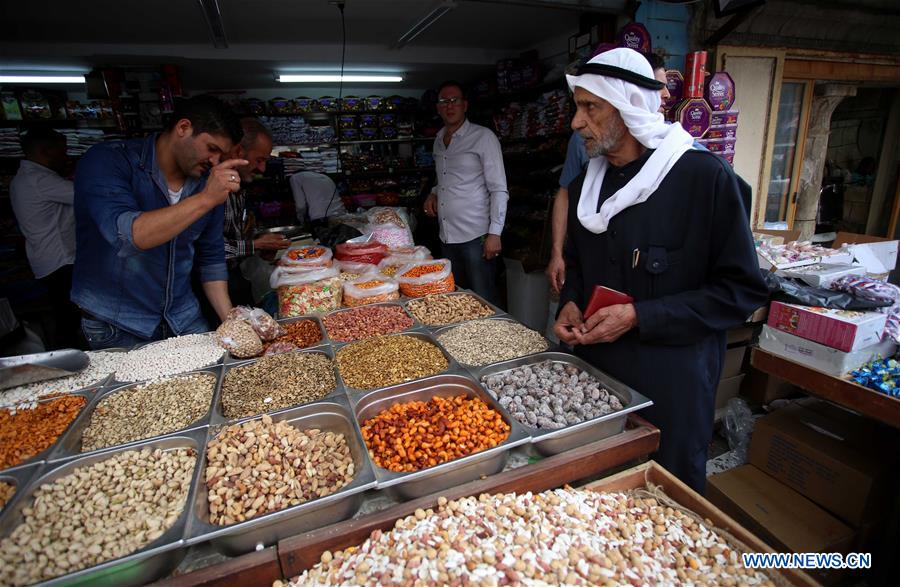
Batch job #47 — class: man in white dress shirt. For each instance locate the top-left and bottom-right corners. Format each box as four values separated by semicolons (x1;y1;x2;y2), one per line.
424;81;509;305
9;128;81;349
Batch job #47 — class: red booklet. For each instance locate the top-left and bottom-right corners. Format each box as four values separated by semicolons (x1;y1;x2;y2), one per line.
584;286;634;319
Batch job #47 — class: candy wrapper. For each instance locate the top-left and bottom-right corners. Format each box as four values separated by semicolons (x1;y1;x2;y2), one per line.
850;356;900;397
831;276;900;345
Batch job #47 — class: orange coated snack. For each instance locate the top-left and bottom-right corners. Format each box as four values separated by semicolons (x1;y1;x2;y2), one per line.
0;395;87;469
360;394;509;473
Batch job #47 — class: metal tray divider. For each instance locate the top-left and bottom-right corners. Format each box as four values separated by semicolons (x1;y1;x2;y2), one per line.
0;427;209;587
184;395;376;554
45;366;223;465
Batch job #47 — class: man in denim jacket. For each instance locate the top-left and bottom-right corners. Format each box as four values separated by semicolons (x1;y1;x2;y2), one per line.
72;96;247;349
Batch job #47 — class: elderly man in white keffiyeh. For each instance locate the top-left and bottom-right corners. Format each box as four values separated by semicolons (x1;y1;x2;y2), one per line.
553;48;767;492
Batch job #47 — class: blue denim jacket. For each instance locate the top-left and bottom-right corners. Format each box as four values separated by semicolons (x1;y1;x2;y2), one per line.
71;134;227;338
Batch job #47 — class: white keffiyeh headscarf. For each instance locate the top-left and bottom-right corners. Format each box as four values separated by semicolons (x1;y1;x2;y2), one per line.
566;48;696;234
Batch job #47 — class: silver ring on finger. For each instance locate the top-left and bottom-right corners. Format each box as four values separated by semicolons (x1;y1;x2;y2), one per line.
230;175;237;181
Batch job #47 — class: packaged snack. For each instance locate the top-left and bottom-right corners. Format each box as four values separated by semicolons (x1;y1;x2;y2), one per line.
705;72;736;111
279;245;333;268
334;259;379;274
676;98;712;138
227;306;254;322
335;240;388;265
343;277;400;307
216;319;263;359
396;259;455;297
272;267;342;317
248;308;283;342
378;248;433;278
684;51;708;99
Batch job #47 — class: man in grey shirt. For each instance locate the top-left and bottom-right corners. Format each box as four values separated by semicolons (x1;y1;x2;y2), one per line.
424;80;509;305
9;128;82;349
289;171;346;226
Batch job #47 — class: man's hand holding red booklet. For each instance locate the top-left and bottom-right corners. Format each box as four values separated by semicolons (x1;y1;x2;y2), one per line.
583;285;634;319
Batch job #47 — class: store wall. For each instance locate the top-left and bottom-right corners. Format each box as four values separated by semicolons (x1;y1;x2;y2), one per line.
636;0;691;69
718;48;782;225
826;89;890;173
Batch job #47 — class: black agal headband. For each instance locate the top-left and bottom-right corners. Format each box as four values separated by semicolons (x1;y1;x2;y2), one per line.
571;62;665;90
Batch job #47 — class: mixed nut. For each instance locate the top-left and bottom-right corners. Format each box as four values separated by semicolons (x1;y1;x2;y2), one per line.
206;414;355;526
437;319;548;366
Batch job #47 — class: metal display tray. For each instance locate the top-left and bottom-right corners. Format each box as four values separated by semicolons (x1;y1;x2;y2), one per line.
185;395;376;555
211;347;346;426
45;367;222;465
433;315;553;372
403;289;506;329
476;352;654;456
0;463;40;515
0;429;207;587
334;330;460;395
0;388;98;475
349;372;531;500
224;315;332;364
320;301;423;343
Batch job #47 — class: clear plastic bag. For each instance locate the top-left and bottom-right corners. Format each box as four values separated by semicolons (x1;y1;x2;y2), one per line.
248;308;283;342
216;319;263;359
396;259;455;297
272;266;343;317
263;341;298;356
368;222;414;249
366;206;408;228
343;276;400;307
724;397;754;463
279;245;333;268
335;241;388;265
226;306;254;322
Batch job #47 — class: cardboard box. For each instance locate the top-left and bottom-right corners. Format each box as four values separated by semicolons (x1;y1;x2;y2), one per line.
758;324;896;376
715;374;745;410
754;229;801;244
706;465;855;585
778;263;863;288
747;305;769;323
748;403;894;526
721;345;747;379
740;367;799;404
767;301;887;352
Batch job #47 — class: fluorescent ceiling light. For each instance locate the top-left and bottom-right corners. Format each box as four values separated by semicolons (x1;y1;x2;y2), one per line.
0;75;86;84
277;74;403;83
396;0;456;48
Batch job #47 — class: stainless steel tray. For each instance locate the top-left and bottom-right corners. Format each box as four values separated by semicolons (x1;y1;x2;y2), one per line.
224;315;331;364
476;352;653;456
45;367;222;464
0;429;207;587
211;347;345;425
334;330;458;394
0;389;97;475
0;462;40;516
349;373;531;500
185;395;376;555
404;289;505;330
0;349;89;390
321;301;422;343
433;316;552;372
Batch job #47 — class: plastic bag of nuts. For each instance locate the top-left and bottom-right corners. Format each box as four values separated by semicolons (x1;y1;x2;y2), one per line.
215;319;263;359
396;259;455;297
248;308;283;342
342;276;400;307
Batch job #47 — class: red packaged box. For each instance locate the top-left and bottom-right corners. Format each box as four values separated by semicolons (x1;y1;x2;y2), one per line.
767;301;887;352
684;51;708;99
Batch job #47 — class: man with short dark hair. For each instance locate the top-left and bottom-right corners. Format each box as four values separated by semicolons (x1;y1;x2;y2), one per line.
72;96;247;349
10;128;82;349
221;117;288;306
424;81;508;305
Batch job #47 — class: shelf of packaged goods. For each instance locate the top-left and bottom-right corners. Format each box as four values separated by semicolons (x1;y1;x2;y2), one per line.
750;348;900;429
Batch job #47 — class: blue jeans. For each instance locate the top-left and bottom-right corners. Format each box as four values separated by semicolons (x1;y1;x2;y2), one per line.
81;314;208;350
441;237;499;306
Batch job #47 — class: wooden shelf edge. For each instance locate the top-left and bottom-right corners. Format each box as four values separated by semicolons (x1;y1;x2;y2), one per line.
149;546;281;587
750;348;900;428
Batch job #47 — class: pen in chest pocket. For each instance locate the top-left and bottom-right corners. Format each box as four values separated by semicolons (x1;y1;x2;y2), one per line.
632;248;641;269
